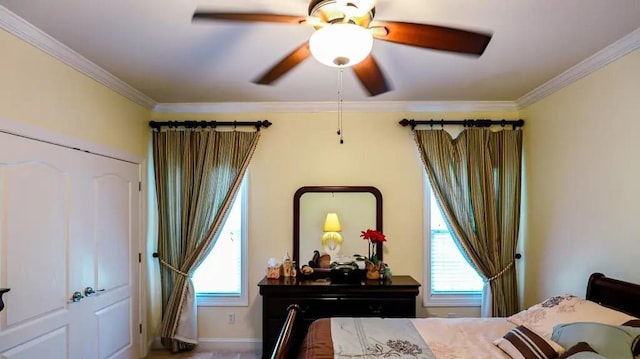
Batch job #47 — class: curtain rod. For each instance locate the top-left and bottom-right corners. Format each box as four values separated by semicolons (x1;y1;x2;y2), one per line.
149;120;272;130
399;118;524;130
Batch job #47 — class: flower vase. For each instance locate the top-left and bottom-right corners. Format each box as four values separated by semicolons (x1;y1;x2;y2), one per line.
365;261;381;280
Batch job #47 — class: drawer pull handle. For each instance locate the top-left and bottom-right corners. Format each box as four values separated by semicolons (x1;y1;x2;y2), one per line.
368;305;382;314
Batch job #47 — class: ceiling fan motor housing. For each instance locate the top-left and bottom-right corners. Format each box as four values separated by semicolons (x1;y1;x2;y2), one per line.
308;0;375;28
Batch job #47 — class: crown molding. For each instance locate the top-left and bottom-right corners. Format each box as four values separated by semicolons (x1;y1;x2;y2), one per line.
516;27;640;108
0;6;157;109
153;101;519;114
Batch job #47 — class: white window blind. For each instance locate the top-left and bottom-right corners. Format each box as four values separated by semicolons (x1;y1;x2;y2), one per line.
192;174;248;306
424;176;483;306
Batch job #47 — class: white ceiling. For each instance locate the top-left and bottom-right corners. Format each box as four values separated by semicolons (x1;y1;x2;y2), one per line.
1;0;640;108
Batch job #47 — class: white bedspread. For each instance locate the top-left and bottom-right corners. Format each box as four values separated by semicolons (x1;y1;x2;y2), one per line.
330;317;515;358
411;317;515;359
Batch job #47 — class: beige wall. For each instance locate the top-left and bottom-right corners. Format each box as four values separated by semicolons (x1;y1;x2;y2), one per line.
520;49;640;307
151;110;519;340
0;29;150;157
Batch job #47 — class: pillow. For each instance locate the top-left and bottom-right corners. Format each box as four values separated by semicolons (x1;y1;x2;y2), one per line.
494;325;564;359
508;294;637;338
551;322;640;359
559;353;606;359
557;342;601;359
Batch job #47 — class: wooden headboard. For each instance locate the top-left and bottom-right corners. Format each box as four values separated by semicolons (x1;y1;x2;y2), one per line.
585;272;640;317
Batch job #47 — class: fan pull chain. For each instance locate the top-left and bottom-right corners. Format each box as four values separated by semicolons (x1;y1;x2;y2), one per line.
337;67;344;144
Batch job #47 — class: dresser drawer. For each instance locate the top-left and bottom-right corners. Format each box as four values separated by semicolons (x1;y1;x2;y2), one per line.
335;297;416;317
264;296;415;319
264;297;341;318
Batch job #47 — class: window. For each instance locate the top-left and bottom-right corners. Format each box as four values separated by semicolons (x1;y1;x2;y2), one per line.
423;176;484;306
192;174;248;306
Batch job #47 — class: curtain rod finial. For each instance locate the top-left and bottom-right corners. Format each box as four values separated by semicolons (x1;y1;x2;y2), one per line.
399;119;417;129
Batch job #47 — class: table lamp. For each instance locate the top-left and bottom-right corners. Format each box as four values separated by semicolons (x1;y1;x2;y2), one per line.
322;212;342;259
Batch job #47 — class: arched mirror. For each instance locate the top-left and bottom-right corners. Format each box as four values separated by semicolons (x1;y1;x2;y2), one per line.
293;186;383;267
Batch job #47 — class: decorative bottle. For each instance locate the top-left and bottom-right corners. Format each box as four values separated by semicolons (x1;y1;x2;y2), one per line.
283;252;292;277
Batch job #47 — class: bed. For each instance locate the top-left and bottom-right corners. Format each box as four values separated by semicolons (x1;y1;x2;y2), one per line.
269;273;640;359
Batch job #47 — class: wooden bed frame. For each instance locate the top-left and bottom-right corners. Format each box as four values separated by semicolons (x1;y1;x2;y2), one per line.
585;272;640;317
268;272;640;359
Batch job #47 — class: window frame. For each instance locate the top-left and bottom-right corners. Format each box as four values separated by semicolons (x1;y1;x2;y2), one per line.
195;174;249;307
422;175;482;307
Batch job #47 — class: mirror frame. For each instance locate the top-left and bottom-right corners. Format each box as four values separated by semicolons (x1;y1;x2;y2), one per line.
293;186;383;267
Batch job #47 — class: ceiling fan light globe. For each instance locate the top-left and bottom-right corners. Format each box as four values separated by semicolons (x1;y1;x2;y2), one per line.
309;23;373;68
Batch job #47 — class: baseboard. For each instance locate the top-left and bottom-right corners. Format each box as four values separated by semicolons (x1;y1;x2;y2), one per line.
149;337;262;353
148;337;158;350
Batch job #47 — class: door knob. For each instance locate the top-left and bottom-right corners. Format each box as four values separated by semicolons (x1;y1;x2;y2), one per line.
84;287;105;297
71;291;84;302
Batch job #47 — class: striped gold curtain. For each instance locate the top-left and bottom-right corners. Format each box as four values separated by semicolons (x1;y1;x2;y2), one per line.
152;128;260;352
414;128;522;317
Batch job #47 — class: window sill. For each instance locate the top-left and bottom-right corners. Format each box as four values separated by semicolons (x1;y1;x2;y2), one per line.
196;294;248;307
423;293;481;307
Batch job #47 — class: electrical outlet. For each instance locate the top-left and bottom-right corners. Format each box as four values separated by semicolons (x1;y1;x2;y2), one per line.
227;312;235;324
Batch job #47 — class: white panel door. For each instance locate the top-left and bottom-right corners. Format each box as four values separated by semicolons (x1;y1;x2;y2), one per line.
0;131;140;359
83;154;140;359
0;132;74;358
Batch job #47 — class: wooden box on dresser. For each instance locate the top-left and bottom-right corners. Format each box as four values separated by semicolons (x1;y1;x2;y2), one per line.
258;275;421;357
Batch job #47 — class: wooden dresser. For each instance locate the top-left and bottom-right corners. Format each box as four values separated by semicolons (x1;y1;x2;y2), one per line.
258;275;421;357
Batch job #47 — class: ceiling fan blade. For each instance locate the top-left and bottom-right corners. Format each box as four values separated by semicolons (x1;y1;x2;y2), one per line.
373;21;492;56
193;12;307;25
253;42;311;85
352;55;391;96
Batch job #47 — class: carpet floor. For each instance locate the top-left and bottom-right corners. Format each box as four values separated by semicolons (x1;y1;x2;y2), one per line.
145;350;260;359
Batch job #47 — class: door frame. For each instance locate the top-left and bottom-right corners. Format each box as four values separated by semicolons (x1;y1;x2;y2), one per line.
0;117;148;358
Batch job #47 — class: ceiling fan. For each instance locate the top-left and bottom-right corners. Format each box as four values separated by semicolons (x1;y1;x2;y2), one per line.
193;0;492;96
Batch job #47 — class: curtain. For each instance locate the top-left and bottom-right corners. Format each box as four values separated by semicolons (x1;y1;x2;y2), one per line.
152;128;260;352
414;128;522;317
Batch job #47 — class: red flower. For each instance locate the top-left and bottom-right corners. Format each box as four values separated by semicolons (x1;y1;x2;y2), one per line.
360;229;387;243
360;229;386;265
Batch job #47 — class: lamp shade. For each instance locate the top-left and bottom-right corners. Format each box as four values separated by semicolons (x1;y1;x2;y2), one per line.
323;212;342;232
309;23;373;67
